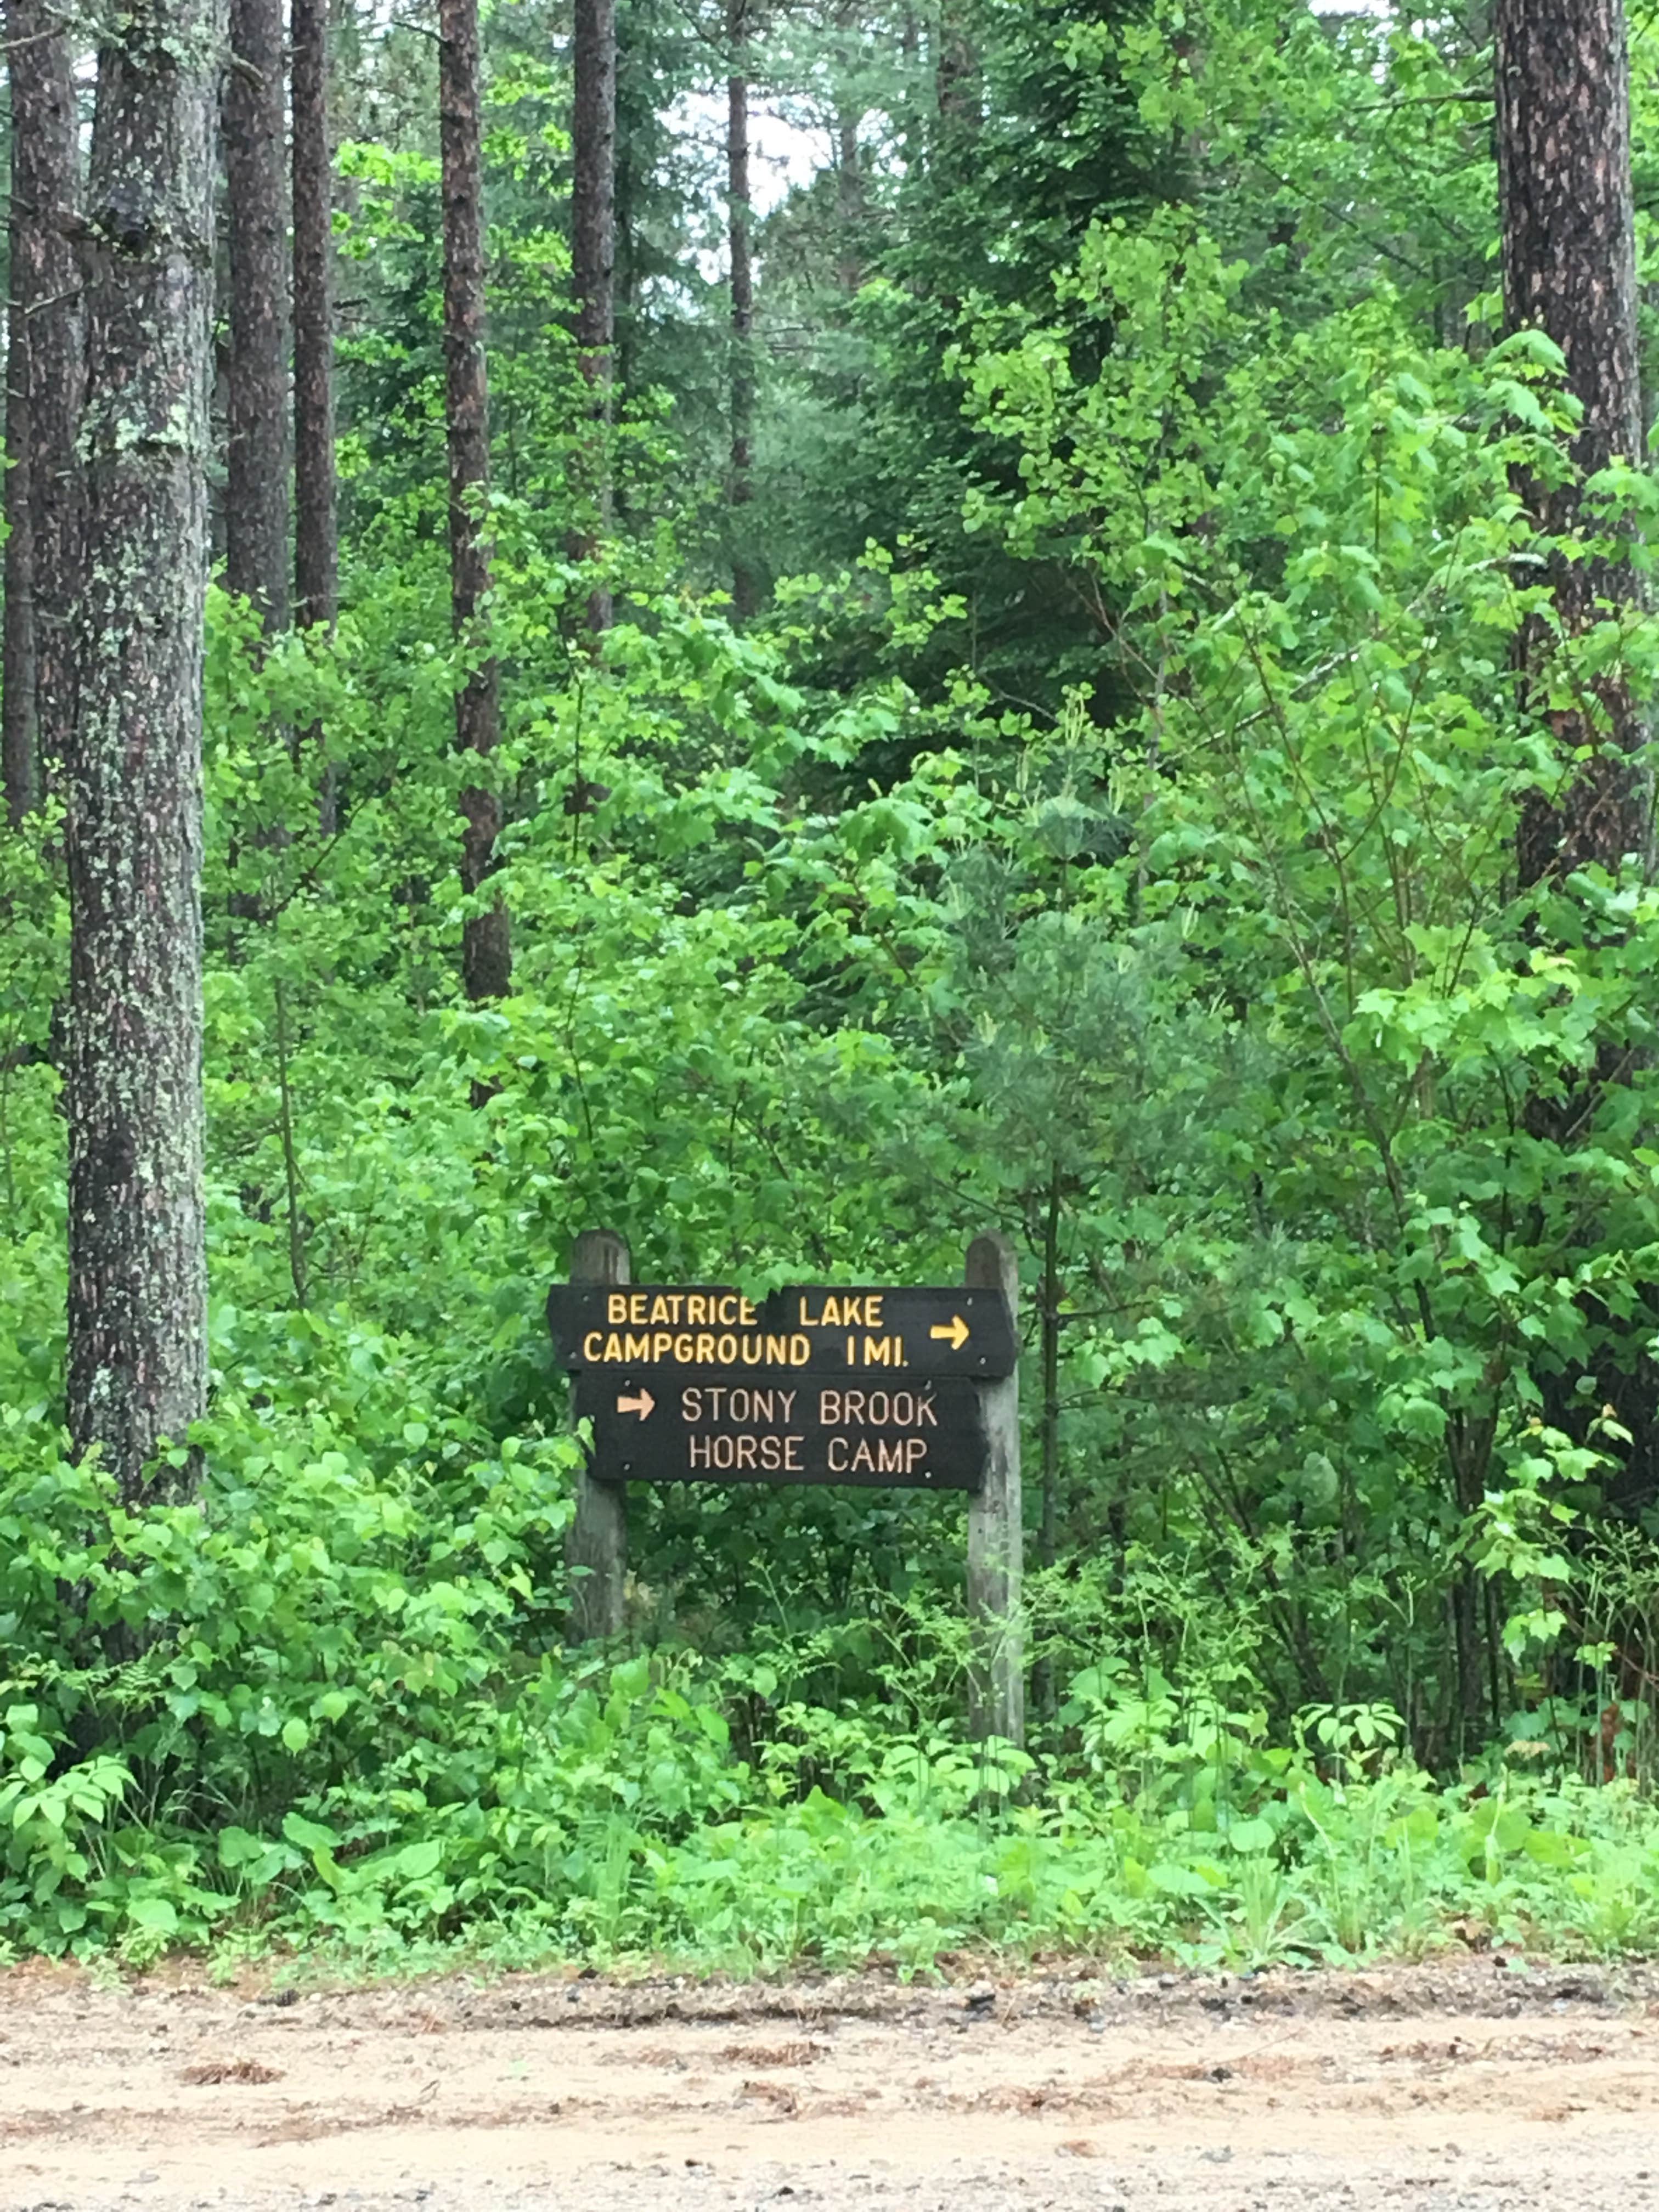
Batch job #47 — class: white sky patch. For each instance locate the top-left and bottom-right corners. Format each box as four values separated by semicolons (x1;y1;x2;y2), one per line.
670;88;828;221
667;89;830;283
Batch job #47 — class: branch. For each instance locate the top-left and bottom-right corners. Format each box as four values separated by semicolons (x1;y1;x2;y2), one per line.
0;16;78;54
1353;91;1493;111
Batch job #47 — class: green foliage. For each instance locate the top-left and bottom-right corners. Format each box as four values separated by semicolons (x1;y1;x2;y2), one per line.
8;0;1659;1973
8;1476;1659;1967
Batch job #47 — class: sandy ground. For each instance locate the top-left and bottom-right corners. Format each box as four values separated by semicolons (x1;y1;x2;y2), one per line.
2;1958;1658;2211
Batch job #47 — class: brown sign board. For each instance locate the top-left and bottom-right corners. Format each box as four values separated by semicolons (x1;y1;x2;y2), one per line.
571;1368;989;1491
549;1279;1017;1493
546;1283;1017;1381
554;1238;1023;1739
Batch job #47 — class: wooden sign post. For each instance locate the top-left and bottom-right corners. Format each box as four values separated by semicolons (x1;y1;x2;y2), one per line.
964;1232;1023;1748
551;1235;1025;1746
565;1228;629;1641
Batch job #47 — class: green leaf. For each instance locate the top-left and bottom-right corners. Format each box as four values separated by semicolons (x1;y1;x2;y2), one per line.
126;1896;179;1937
1224;1818;1274;1854
282;1810;337;1852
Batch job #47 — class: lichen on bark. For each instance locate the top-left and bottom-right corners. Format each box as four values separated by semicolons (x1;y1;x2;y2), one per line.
65;0;224;1499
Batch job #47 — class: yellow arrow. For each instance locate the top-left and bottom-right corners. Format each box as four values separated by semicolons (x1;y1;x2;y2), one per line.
929;1314;970;1352
617;1389;656;1420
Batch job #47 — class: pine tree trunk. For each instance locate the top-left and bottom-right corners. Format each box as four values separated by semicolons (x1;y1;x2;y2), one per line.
727;0;758;620
224;0;291;632
292;0;337;637
614;133;636;407
833;0;863;295
439;0;510;1002
571;0;616;632
293;0;340;827
3;0;82;825
1497;1;1657;1506
1497;0;1651;886
836;111;863;295
67;0;222;1501
5;220;38;831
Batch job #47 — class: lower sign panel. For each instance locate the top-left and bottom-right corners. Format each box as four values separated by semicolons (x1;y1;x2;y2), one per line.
574;1371;989;1491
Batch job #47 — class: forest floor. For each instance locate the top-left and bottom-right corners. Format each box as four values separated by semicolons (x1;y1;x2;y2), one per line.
2;1956;1657;2212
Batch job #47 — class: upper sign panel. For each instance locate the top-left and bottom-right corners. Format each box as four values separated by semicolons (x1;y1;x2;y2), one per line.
546;1283;1018;1380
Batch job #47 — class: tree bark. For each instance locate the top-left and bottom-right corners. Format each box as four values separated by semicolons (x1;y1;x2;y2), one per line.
832;0;863;296
292;0;340;827
67;0;222;1500
5;202;38;831
727;0;758;619
224;0;291;633
571;0;616;633
292;0;337;639
439;0;510;1002
1497;1;1657;1506
3;0;83;826
836;108;863;297
1496;0;1651;887
613;69;637;407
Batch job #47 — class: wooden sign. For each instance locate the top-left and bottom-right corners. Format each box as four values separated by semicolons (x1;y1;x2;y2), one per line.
557;1232;1025;1749
546;1283;1017;1380
571;1367;988;1490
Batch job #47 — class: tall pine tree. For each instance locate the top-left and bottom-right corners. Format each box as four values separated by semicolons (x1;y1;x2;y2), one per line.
3;0;82;824
225;0;291;632
440;0;511;1001
292;0;338;640
292;0;340;825
727;0;758;617
1497;0;1650;890
67;0;223;1498
571;0;617;631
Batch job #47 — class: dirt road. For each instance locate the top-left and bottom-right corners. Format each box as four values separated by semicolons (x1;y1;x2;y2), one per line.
3;1958;1657;2211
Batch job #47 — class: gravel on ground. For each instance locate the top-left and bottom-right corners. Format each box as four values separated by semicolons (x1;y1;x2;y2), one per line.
3;1955;1657;2211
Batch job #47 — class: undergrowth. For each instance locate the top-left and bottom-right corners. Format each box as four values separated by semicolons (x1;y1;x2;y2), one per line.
5;1364;1659;1976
